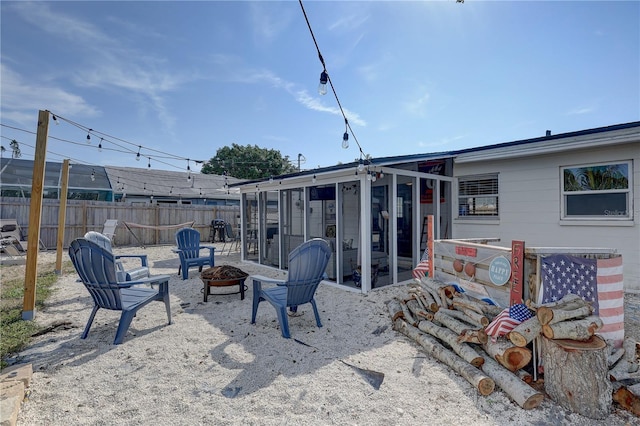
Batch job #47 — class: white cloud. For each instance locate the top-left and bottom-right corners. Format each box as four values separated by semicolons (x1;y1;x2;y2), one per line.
1;64;100;126
567;105;595;115
405;90;431;117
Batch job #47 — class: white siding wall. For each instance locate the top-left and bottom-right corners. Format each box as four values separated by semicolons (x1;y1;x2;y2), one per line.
453;142;640;292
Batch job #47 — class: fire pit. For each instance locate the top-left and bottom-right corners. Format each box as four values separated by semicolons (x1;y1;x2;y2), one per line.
200;266;248;302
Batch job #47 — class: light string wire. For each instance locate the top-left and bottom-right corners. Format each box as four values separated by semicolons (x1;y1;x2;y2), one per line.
0;134;226;195
298;0;366;161
1;120;300;171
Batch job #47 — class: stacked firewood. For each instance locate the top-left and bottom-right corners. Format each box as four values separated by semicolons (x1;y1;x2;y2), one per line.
387;279;544;410
389;280;640;416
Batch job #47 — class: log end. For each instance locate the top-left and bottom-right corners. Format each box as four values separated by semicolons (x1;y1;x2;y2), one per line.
505;348;532;372
478;377;496;396
522;393;545;410
508;332;528;348
470;356;485;368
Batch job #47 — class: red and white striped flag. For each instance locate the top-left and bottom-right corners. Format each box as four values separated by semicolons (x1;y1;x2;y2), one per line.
541;254;624;347
412;247;430;280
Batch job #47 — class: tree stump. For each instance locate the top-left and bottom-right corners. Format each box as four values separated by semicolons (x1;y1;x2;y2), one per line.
541;336;612;419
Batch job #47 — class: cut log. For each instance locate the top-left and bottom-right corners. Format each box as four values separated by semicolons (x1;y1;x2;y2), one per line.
406;298;431;321
417;320;484;367
542;316;603;340
610;337;640;380
536;305;594;326
437;285;455;308
418;282;444;309
407;290;429;312
541;336;611;419
386;299;403;321
613;386;640;416
435;307;482;328
516;369;533;384
456;306;489;327
433;310;482;335
457;329;489;345
482;339;532;372
399;299;417;326
528;293;583;310
629;383;640;396
393;319;495;396
475;348;544;409
608;346;625;368
454;295;502;318
508;317;542;348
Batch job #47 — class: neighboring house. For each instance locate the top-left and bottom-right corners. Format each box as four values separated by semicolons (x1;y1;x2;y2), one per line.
234;122;639;294
0;159;241;205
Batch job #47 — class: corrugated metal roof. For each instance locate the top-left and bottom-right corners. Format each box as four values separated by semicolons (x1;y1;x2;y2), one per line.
104;166;242;198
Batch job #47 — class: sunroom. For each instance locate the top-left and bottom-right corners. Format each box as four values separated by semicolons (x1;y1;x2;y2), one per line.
234;156;455;293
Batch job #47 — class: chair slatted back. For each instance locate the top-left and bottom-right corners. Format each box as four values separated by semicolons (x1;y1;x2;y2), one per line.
69;239;123;311
175;228;202;259
285;239;331;307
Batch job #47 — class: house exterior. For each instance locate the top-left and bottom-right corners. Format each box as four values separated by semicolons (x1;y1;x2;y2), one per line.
235;122;639;294
0;159;241;205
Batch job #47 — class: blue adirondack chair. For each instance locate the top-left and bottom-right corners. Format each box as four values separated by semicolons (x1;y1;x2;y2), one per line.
251;238;331;338
174;227;215;279
68;238;172;345
84;231;150;282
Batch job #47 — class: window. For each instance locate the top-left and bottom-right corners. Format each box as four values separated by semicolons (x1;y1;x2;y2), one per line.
458;174;499;218
562;161;632;219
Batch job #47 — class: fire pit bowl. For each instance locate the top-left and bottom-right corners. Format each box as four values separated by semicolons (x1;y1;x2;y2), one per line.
200;266;248;302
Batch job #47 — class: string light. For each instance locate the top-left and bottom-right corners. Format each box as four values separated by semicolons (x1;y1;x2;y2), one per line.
342;118;349;149
299;0;366;156
135;146;141;161
357;158;364;172
186;159;191;182
90;169;95;182
86;129;92;143
312;174;317;183
52;114;59;125
318;71;328;95
148;157;151;168
98;138;103;152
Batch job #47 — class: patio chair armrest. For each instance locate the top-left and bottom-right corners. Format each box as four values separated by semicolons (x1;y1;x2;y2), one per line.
251;274;285;293
125;274;171;293
115;254;149;267
200;246;215;255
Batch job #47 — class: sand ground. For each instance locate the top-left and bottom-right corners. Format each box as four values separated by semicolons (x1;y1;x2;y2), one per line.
3;244;639;425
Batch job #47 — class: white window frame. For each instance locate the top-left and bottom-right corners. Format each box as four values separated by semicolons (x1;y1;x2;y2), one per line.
560;160;632;221
457;173;499;219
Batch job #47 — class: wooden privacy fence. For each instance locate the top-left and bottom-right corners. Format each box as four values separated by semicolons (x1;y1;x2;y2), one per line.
0;197;240;249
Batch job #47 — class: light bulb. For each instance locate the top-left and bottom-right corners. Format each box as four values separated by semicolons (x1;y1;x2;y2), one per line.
367;173;372;181
136;153;140;161
372;173;377;182
357;161;364;172
86;131;91;143
342;132;349;149
90;170;95;182
312;174;317;184
318;71;328;95
98;138;103;152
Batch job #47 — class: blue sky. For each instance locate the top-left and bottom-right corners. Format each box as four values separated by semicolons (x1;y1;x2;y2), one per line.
1;1;638;174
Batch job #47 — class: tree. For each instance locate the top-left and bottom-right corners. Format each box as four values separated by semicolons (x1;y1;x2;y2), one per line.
201;143;297;179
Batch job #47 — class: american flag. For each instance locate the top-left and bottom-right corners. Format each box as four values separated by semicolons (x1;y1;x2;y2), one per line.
541;254;624;347
412;247;430;280
485;303;532;337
